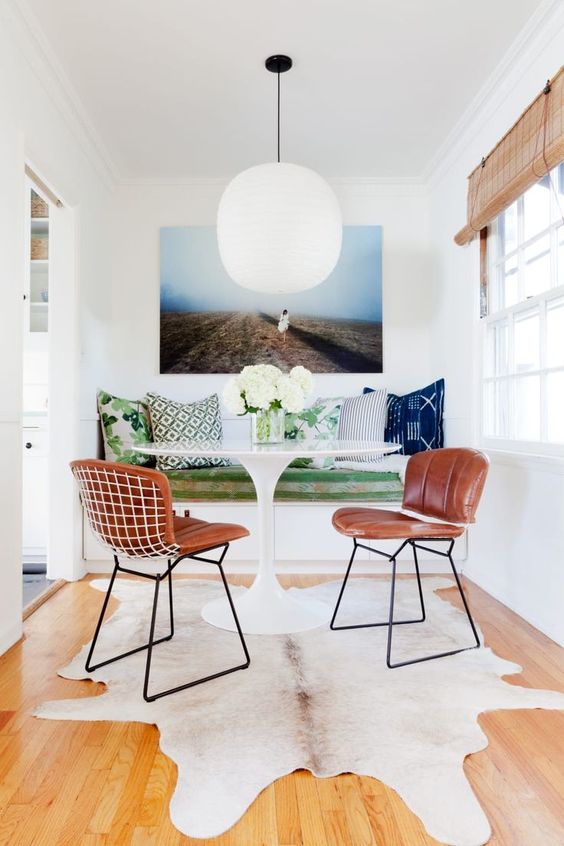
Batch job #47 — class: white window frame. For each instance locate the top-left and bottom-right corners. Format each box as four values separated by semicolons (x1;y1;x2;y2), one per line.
481;168;564;457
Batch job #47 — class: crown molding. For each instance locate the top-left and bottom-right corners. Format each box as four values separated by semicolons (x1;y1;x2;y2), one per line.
422;0;564;188
329;176;425;187
118;177;228;187
7;0;119;189
118;175;427;195
329;176;427;196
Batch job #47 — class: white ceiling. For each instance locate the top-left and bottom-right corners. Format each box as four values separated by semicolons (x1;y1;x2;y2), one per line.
26;0;543;179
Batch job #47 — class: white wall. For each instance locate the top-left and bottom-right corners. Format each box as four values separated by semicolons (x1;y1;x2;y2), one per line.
0;1;113;653
0;108;25;654
3;0;560;654
427;2;564;645
108;179;434;409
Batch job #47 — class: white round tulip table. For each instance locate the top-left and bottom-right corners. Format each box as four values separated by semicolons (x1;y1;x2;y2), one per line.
134;439;399;635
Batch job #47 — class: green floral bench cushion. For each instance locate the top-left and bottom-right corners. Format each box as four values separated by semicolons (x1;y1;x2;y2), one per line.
163;466;403;503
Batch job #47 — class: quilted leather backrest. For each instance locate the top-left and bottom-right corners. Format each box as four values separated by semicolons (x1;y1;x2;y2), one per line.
402;448;489;524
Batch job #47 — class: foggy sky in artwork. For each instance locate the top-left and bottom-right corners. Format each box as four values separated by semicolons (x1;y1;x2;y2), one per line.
160;225;382;322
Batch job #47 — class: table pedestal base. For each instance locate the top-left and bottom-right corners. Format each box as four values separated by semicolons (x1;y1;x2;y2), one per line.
202;453;333;634
201;580;332;635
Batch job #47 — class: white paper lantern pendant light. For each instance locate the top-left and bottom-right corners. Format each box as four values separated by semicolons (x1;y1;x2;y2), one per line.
217;55;342;294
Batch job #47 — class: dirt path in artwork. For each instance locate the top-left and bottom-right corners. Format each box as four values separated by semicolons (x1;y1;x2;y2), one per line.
160;311;382;374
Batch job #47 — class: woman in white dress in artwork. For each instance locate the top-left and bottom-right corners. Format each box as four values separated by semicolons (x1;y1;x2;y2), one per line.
278;309;290;343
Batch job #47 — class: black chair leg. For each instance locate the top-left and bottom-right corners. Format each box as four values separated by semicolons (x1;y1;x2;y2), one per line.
143;575;161;701
447;549;481;648
85;560;119;673
85;555;174;674
165;558;174;641
411;541;426;624
329;541;358;629
143;544;250;703
330;539;426;631
386;541;480;669
216;555;251;668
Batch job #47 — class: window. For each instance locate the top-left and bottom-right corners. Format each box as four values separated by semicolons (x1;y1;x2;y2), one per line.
482;165;564;453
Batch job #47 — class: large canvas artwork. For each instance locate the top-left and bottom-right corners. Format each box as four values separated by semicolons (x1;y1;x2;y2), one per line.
160;225;382;374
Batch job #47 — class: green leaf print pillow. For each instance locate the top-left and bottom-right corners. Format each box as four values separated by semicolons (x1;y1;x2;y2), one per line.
285;397;343;469
97;390;154;466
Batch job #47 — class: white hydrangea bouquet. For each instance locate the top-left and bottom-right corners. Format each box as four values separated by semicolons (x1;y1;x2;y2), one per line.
223;364;314;443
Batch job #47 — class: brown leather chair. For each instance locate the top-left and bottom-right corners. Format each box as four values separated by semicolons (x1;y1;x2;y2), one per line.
330;448;489;668
71;459;250;701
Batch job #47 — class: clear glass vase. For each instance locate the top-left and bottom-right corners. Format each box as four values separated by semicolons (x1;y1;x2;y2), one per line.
251;408;286;444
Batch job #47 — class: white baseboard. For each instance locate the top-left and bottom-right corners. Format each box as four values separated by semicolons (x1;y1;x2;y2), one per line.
0;621;22;657
85;558;454;576
465;569;564;647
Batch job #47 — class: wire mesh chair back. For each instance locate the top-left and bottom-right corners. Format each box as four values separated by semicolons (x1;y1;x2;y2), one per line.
71;459;180;559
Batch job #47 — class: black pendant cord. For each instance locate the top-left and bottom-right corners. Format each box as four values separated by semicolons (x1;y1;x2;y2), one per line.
265;55;292;164
277;70;281;163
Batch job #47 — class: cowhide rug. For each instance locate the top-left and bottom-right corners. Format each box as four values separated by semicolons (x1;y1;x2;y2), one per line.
35;577;564;845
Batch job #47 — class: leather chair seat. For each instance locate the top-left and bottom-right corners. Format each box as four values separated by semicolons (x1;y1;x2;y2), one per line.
173;515;249;553
332;507;465;540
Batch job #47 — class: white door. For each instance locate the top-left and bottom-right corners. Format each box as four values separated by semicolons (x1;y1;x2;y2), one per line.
22;427;48;557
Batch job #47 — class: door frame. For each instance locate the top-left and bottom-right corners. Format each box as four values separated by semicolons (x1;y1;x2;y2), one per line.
46;198;83;581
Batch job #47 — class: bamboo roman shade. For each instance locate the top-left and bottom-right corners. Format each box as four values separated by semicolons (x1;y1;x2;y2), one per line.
455;65;564;246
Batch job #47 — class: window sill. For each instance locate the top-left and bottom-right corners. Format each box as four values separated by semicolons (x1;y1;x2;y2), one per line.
484;448;564;475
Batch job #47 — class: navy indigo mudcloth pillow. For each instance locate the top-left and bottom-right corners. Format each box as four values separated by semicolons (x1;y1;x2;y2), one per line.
364;380;445;455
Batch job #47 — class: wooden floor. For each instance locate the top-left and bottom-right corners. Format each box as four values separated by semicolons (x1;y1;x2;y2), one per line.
0;574;563;846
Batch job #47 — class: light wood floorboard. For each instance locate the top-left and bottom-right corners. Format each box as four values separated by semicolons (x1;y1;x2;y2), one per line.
0;573;562;845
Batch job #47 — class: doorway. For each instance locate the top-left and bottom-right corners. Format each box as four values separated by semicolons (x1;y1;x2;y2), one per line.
21;165;81;614
22;180;52;608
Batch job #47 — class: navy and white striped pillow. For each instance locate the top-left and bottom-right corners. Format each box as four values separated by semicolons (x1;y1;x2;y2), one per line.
336;389;388;464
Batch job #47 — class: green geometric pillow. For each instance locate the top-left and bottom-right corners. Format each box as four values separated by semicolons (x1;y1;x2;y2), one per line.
97;390;154;466
145;392;230;471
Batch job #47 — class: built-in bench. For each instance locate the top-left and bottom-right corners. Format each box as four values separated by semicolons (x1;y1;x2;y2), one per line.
163;465;405;503
86;395;463;570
